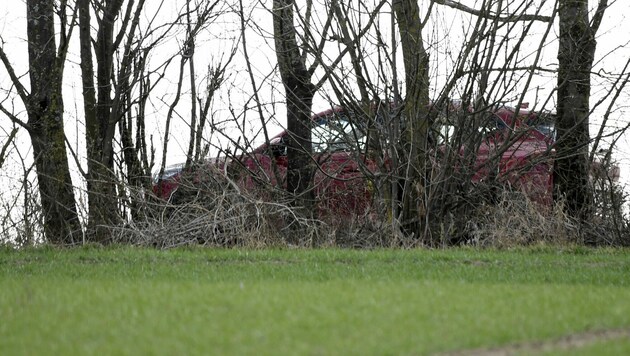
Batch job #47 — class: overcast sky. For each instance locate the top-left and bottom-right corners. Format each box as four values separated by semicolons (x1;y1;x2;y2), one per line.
1;0;630;189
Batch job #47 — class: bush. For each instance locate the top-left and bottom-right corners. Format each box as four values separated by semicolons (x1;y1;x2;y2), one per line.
112;164;629;249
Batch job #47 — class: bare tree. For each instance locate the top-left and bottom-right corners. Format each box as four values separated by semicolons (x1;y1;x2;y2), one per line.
392;0;431;237
272;0;318;213
0;0;80;244
321;0;562;241
78;0;175;241
554;0;608;221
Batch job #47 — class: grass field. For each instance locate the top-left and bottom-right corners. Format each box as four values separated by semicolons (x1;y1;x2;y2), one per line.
1;246;629;355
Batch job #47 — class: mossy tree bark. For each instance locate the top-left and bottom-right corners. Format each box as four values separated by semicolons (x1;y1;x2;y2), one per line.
26;0;80;243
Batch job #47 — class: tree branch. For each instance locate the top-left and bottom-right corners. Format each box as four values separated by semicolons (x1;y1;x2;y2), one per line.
0;103;31;131
0;126;18;168
434;0;552;22
313;0;388;89
591;0;609;34
0;44;30;109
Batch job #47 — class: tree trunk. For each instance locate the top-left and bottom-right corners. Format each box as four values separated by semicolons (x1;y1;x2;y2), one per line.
555;0;596;220
393;0;431;238
273;0;316;214
80;0;125;242
26;0;80;244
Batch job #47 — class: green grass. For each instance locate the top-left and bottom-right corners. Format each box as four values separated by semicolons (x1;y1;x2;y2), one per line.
1;246;630;355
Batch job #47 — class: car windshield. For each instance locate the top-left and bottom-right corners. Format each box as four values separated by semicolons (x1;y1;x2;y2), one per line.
311;115;366;153
152;163;184;184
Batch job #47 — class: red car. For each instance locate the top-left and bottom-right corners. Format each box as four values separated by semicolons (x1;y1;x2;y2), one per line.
466;105;555;206
153;106;377;217
153;104;556;214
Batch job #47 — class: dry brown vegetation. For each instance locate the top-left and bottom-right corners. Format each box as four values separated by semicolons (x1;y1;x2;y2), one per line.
96;172;629;249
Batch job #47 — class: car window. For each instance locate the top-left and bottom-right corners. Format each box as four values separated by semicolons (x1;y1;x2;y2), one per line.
311;116;366;153
523;114;556;140
152;163;184;184
534;123;555;139
436;124;455;145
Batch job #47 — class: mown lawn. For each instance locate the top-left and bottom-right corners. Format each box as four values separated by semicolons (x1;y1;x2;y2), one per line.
1;246;629;355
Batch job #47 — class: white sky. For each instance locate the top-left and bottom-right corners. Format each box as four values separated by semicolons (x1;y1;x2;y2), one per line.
1;0;630;221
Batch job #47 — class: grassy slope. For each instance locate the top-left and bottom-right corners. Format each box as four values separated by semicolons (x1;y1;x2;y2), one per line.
1;246;629;355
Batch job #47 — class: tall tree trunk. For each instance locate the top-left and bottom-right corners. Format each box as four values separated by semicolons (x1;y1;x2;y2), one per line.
26;0;80;243
555;0;602;220
80;0;125;242
393;0;431;238
273;0;316;214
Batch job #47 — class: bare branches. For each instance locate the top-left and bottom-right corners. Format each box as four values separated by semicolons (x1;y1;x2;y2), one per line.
434;0;553;22
56;0;79;72
239;0;279;181
0;44;30;114
0;127;18;168
313;0;388;89
591;0;609;34
0;102;30;131
113;0;137;50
